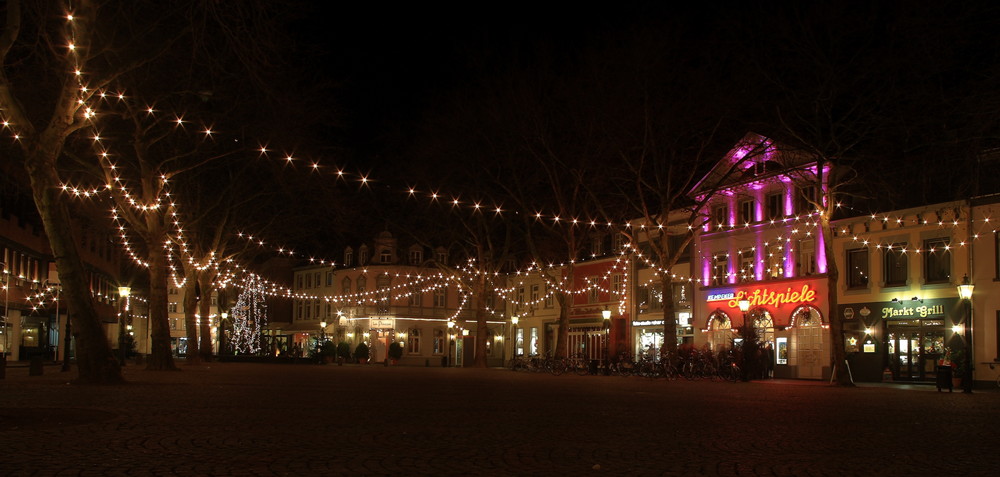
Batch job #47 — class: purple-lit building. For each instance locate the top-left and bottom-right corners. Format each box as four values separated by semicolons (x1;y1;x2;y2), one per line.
691;133;832;379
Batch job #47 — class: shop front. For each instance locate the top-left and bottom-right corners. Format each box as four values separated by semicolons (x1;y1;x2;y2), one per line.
699;278;829;380
631;311;693;359
838;298;962;383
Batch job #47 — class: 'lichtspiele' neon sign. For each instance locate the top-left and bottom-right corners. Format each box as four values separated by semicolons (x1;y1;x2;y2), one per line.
707;284;818;309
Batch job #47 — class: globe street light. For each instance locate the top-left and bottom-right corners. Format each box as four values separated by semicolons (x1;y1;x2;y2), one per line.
957;275;974;393
602;306;612;375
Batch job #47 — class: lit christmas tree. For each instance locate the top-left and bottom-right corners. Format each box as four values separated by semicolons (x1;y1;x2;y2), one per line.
231;274;268;354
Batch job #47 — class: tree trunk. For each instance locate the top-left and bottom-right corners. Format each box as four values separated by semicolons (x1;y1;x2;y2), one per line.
183;267;200;364
24;143;124;384
198;273;214;362
145;234;177;370
822;215;852;386
472;273;488;368
660;278;678;358
553;269;572;359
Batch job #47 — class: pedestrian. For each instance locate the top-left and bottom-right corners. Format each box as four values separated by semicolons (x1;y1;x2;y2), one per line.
763;342;775;379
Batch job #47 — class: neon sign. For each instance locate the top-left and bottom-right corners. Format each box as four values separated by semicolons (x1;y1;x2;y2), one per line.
707;284;818;309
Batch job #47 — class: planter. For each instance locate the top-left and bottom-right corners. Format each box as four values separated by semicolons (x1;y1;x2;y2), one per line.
390;359;398;365
358;358;368;365
952;377;963;388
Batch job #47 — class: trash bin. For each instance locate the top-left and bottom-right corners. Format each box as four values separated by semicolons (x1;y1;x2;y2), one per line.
936;365;953;392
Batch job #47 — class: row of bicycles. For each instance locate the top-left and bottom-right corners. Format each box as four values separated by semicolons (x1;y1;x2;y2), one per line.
507;349;741;382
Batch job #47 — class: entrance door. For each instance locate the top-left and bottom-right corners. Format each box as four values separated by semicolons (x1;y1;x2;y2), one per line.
887;320;946;381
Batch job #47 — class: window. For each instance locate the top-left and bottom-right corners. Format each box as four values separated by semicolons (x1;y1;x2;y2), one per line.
304;302;311;319
359;248;368;265
995;232;1000;280
517;286;524;305
529;328;538;355
410;249;422;265
612;274;624;296
846;248;869;289
591;238;602;257
544;284;554;308
712;253;728;286
612;233;626;253
296;275;304;290
530;284;540;304
380;249;392;264
168;287;178;295
883;243;908;286
433;329;445;354
798;239;816;276
739;199;754;224
712;205;729;230
168;303;178;313
408;286;421;306
797;185;819;215
342;277;351;295
588;276;599;303
376;274;391;314
344;249;353;267
766;244;784;279
326;271;333;287
766;193;783;221
314;272;321;287
436;250;448;264
515;328;524;356
433;288;446;307
407;329;420;353
357;276;367;294
738;248;755;282
305;273;312;289
924;238;951;283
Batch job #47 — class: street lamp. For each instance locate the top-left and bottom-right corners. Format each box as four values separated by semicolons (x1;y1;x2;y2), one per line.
218;311;228;357
118;286;131;366
1;262;8;373
319;320;327;343
602;306;612;375
957;275;974;393
511;315;519;358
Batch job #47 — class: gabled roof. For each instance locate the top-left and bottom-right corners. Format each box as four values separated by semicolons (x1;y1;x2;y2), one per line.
688;132;816;198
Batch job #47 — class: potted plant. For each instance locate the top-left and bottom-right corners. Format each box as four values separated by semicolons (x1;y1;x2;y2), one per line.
336;341;352;365
388;341;404;365
354;342;370;364
950;348;967;388
309;340;336;364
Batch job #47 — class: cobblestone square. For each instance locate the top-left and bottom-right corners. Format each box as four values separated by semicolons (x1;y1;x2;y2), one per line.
2;363;999;476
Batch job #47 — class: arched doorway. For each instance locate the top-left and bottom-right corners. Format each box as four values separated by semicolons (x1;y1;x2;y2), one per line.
705;310;733;352
790;305;825;379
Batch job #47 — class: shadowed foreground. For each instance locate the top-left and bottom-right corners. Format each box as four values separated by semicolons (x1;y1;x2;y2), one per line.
1;363;998;476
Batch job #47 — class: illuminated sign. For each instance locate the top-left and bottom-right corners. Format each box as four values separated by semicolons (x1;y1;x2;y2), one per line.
707;284;818;309
880;304;944;319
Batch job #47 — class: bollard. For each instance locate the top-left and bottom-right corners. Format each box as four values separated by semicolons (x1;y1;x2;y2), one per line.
29;356;44;376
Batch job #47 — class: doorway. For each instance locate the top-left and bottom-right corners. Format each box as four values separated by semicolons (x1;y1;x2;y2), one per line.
887;320;945;381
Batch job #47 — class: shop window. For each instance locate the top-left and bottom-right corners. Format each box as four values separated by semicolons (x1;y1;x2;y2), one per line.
407;329;420;354
846;248;869;289
529;328;539;355
923;238;950;284
515;328;524;356
707;312;733;352
883;243;908;286
433;329;444;354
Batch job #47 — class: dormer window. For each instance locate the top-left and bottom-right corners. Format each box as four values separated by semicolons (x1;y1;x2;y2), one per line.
344;248;353;267
380;249;392;264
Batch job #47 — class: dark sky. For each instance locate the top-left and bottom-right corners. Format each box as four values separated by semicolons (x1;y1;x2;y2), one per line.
294;2;690;159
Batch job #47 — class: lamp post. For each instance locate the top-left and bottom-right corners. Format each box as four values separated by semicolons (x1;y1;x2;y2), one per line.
602;306;612;375
447;320;456;367
118;286;131;366
738;298;751;381
217;311;228;357
511;315;519;358
319;320;327;343
1;262;8;376
957;275;975;393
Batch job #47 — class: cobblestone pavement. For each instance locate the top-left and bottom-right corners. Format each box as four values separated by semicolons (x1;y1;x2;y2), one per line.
1;362;999;476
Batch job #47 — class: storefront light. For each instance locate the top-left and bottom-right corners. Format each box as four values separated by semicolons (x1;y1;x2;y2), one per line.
737;299;751;313
952;324;964;334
